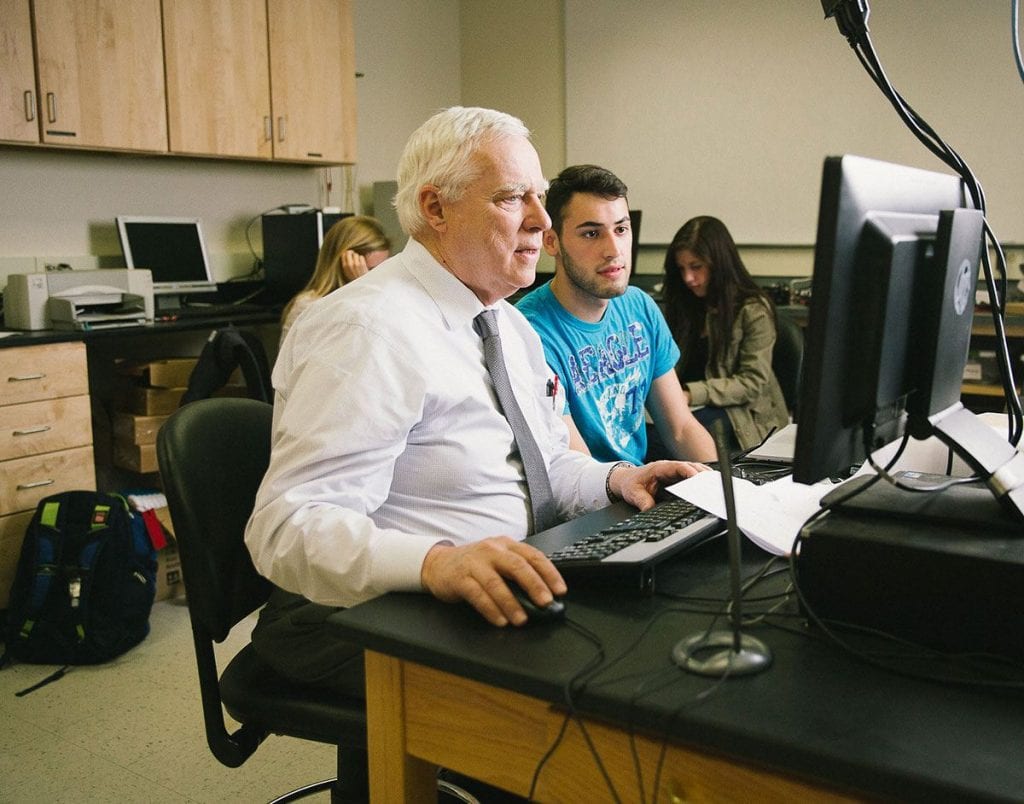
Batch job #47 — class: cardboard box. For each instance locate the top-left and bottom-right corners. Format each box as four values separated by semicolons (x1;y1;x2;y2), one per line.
113;439;159;473
117;358;198;389
127;386;186;415
112;412;170;446
153;505;174;534
147;506;185;602
155;542;185;602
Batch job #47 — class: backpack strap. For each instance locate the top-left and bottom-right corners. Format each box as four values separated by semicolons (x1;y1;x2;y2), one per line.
69;501;118;644
15;500;63;642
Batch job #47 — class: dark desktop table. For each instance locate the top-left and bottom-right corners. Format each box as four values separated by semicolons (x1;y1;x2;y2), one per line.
327;507;1024;803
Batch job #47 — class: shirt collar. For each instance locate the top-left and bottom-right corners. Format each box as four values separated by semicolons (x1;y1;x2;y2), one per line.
404;237;492;331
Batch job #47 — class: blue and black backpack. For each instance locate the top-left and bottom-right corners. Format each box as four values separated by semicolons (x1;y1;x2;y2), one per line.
2;491;157;682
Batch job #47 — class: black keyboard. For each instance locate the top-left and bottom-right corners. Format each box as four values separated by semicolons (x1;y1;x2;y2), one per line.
546;497;722;569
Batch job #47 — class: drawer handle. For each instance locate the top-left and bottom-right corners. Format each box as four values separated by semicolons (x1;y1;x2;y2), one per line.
8;373;46;382
14;425;52;436
17;479;56;490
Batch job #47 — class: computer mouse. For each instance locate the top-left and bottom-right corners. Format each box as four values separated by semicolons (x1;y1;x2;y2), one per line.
507;581;566;624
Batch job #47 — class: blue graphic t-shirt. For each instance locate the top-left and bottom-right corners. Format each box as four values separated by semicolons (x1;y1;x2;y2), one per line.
517;283;680;464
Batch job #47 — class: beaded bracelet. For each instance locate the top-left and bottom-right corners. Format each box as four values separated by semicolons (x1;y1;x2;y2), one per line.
605;461;634;502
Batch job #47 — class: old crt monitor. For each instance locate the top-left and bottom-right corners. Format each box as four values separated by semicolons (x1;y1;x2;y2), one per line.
117;216;217;306
794;154;1024;522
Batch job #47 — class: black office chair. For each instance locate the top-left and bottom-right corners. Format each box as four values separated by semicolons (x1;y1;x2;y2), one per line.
772;308;805;415
156;397;369;802
157;398;479;803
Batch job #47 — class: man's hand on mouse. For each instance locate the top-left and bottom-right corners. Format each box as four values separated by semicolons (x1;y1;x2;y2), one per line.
421;537;566;627
608;460;710;511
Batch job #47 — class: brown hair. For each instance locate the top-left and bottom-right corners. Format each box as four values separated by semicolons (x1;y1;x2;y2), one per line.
662;216;771;367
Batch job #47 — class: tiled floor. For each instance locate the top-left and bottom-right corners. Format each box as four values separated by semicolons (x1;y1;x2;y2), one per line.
0;598;335;803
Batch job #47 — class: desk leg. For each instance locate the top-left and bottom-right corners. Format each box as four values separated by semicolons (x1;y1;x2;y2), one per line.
364;650;437;803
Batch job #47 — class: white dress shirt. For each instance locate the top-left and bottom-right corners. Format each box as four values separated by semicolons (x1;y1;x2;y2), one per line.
245;239;612;608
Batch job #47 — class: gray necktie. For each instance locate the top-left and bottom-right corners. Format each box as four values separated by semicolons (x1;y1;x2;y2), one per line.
474;309;558;533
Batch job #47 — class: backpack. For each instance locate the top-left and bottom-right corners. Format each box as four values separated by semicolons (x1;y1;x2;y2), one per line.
180;325;273;405
3;491;157;671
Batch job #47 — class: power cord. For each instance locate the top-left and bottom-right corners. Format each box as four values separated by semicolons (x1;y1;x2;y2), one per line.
825;0;1023;446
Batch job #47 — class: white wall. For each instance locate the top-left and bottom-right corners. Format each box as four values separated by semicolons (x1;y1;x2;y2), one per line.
566;1;1024;247
352;0;461;210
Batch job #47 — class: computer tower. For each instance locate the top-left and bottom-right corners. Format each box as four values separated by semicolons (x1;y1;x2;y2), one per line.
372;180;408;252
262;211;348;303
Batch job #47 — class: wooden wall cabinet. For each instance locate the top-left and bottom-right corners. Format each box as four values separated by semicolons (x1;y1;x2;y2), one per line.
266;0;357;164
0;0;38;143
0;341;95;608
163;0;356;164
31;0;168;152
2;0;354;164
162;0;273;160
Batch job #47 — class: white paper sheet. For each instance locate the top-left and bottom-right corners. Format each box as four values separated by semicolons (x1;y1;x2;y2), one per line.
667;471;834;556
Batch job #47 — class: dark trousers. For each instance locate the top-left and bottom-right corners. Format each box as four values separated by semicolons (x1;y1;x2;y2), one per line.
252;587;367;697
252;587;527;803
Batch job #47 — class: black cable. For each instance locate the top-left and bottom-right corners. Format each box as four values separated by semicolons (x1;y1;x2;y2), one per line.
831;2;1023;444
787;471;1024;689
1014;0;1024;85
527;617;625;803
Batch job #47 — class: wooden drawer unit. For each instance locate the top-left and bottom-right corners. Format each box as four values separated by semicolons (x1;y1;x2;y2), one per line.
0;341;94;606
0;510;34;609
0;395;92;461
1;341;89;405
0;444;95;512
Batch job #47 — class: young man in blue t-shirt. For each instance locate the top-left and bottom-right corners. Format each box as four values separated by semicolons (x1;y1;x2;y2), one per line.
517;165;715;465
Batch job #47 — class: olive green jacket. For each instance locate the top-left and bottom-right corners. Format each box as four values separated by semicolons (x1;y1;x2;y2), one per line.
681;298;790;451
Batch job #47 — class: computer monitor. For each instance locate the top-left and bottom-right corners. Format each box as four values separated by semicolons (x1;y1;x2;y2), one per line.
793;154;987;486
116;216;218;300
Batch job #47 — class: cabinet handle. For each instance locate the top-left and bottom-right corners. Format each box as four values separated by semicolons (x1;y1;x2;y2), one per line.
24;90;35;122
46;92;57;124
13;425;52;436
17;479;56;490
277;116;286;142
264;116;272;141
8;373;46;382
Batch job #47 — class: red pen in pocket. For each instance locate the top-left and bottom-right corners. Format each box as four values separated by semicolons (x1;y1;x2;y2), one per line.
546;374;559;410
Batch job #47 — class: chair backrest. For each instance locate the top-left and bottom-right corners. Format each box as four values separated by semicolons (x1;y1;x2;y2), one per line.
181;327;274;406
772;309;804;414
157;397;274;642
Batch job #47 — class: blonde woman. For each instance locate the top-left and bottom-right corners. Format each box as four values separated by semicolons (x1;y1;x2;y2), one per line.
279;215;391;342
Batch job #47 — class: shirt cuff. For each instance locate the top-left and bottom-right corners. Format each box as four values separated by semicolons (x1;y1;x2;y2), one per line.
369;531;451;593
687;382;710;406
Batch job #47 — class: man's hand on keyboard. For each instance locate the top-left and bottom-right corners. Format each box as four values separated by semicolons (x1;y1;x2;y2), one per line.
608;460;710;512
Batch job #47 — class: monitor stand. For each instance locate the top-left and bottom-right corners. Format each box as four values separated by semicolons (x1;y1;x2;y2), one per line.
927;404;1024;525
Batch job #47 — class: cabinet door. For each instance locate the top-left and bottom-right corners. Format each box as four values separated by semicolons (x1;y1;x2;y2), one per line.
33;0;167;152
163;0;272;159
267;0;356;164
0;0;38;143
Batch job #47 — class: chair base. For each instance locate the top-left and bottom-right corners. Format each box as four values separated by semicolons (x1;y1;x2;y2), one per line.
269;777;335;803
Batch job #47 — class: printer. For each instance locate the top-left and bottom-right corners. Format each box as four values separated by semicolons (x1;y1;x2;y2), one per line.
5;269;154;331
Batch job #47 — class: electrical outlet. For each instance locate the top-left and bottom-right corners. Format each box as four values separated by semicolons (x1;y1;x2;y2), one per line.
34;255;101;273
